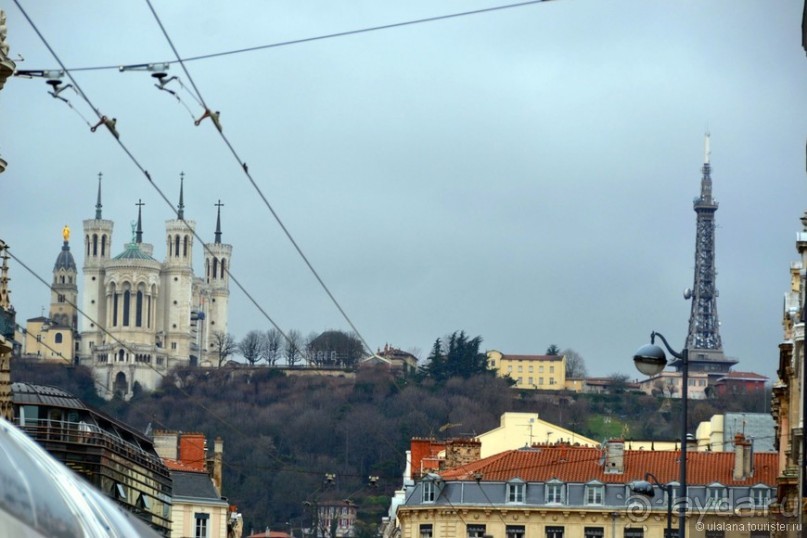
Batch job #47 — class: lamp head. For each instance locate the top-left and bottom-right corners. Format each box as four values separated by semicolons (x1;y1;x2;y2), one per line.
633;344;667;376
628;480;655;497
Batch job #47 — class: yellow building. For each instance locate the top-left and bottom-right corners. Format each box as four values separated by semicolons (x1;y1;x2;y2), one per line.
487;350;566;390
21;316;76;362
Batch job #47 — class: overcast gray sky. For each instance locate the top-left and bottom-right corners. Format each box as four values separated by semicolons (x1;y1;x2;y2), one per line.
1;1;805;380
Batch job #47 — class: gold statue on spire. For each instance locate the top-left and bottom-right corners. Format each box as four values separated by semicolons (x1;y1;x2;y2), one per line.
62;225;70;242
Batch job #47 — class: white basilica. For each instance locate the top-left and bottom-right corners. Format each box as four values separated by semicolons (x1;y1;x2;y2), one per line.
76;174;232;399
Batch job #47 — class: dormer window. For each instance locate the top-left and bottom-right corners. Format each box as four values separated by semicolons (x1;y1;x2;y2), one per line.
751;485;772;507
706;483;728;509
545;479;564;505
421;475;441;503
506;478;525;503
585;481;604;505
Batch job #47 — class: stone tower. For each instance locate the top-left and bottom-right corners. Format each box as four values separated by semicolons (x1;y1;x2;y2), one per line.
80;173;114;357
160;175;195;362
204;200;232;359
51;225;78;331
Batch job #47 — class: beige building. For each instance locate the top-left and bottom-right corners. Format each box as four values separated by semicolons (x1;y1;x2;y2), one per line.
636;370;710;400
487;350;566;390
389;437;776;538
476;412;598;458
154;430;242;538
770;214;807;535
21;316;76;362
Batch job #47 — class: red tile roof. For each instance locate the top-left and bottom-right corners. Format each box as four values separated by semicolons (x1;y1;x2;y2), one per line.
163;457;207;473
439;446;776;486
715;371;769;381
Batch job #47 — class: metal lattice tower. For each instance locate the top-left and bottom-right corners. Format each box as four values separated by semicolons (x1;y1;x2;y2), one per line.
684;133;724;361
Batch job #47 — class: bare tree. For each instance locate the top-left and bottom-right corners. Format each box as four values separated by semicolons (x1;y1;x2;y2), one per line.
561;348;588;378
239;330;264;366
284;329;304;366
211;331;238;367
304;331;319;366
262;328;283;366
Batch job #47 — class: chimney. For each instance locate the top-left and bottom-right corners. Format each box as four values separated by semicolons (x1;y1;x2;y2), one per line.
153;430;178;460
604;439;625;474
733;433;753;480
211;436;223;496
444;438;481;470
179;433;207;470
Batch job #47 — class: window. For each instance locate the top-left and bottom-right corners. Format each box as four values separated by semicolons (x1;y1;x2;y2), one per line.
528;366;534;373
546;527;564;538
584;528;604;538
506;525;525;538
171;342;177;350
419;524;433;538
507;480;525;503
549;366;554;373
194;512;209;538
122;290;130;326
528;377;534;385
423;481;436;502
467;525;486;538
585;483;604;505
752;486;771;507
623;530;643;538
549;377;556;385
54;333;63;344
706;484;728;509
546;481;564;504
518;365;523;373
539;365;544;373
539;377;544;385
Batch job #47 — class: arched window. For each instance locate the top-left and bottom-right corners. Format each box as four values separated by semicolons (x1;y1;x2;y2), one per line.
86;235;90;256
112;292;119;326
213;258;219;279
54;333;63;344
122;290;130;326
101;235;107;256
92;234;98;256
136;291;143;327
220;258;227;278
205;259;210;282
174;234;180;256
60;275;65;284
183;236;189;257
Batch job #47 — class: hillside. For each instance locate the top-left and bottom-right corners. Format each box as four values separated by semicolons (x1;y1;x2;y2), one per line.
11;359;769;535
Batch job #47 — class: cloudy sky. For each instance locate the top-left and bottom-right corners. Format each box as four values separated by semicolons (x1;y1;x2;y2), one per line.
1;1;804;379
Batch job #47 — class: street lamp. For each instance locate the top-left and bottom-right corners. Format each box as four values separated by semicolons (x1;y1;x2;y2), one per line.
633;331;689;538
629;473;672;537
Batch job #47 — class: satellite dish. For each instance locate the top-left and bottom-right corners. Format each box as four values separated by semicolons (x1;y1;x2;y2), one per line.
683;288;692;300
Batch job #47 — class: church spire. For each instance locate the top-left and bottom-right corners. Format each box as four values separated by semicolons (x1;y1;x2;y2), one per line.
135;199;144;244
214;200;223;244
95;172;103;219
177;172;185;220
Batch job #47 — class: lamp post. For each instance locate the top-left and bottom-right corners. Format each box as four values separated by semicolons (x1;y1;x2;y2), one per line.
629;472;672;537
633;331;688;538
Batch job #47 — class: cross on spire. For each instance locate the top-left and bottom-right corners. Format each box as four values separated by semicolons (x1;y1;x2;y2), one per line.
214;200;224;244
135;199;145;243
177;172;185;219
95;172;103;219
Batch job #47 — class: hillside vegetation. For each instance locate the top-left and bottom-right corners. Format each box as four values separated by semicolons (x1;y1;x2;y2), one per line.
12;358;767;535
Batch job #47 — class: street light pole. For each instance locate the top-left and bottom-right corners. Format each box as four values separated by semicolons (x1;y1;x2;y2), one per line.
633;331;688;538
629;472;672;537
